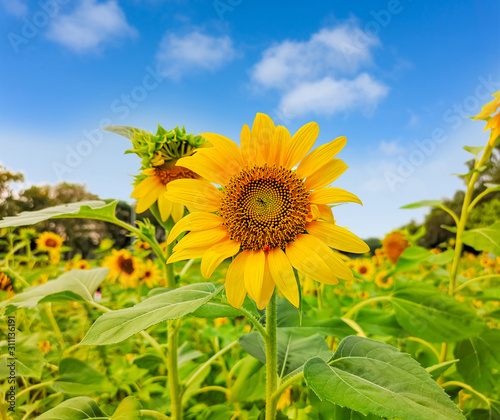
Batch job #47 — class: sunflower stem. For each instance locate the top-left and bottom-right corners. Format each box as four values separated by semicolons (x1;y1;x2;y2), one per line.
265;290;278;420
167;319;183;420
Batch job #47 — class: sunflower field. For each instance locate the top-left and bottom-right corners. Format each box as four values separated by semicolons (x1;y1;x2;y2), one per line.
0;93;499;420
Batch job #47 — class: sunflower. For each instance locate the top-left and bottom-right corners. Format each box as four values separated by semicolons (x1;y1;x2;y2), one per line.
164;113;368;309
355;259;374;279
381;231;409;264
375;271;394;288
65;258;90;271
102;249;142;288
139;259;162;288
0;273;15;298
36;231;64;252
473;90;500;146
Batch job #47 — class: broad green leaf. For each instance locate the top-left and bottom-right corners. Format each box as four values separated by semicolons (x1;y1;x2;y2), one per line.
300;318;357;339
461;222;500;256
427;249;455;265
0;334;45;379
239;327;333;379
229;356;266;404
395;246;431;271
426;359;459;381
192;301;242;318
391;287;485;342
455;329;500;392
304;336;464;420
51;358;114;395
37;397;107;420
111;396;142;420
356;309;404;337
0;268;108;310
400;200;443;209
0;201;112;227
81;283;222;345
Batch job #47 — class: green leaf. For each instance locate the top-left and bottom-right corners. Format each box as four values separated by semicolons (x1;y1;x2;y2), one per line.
461;222;500;256
463;145;485;157
304;336;464;420
455;329;500;392
0;334;46;379
37;397;107;420
0;201;112;227
103;124;150;140
229;356;266;404
426;359;459;381
111;396;142;420
400;200;443;209
81;283;222;345
51;358;114;395
0;268;108;310
395;246;431;271
427;249;455;265
239;327;333;379
355;309;404;337
391;287;485;342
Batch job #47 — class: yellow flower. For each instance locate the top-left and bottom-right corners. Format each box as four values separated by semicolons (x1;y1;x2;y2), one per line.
276;386;292;411
381;231;409;264
139;259;162;288
455;294;465;303
36;231;64;252
213;317;229;328
355;259;374;279
473;90;500;146
132;163;199;222
38;340;52;354
359;291;370;300
375;271;394;289
165;114;368;309
65;258;90;271
102;249;142;287
134;241;152;252
0;273;15;298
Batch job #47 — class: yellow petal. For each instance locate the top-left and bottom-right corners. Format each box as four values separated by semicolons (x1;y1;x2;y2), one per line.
225;252;249;308
267;248;300;308
306;221;369;254
256;263;275;310
296;136;347;179
176;151;230;186
243;250;266;303
131;176;160;199
309;187;362;206
200;132;245;167
304;159;348;190
283;122;319;169
167;244;213;263
167;212;223;244
286;234;339;285
171;202;185;223
173;227;228;251
157;193;173;222
165;179;221;212
268;125;292;167
135;183;164;213
317;204;334;223
201;238;240;278
240;123;256;165
251;113;276;164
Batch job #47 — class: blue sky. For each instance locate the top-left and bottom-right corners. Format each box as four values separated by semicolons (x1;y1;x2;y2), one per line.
0;0;498;238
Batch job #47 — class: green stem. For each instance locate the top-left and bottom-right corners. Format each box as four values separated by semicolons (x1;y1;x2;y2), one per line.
265;291;278;420
140;410;171;420
343;296;391;319
16;381;53;400
43;303;65;349
442;381;491;407
271;372;304;404
167;319;182;420
454;274;500;293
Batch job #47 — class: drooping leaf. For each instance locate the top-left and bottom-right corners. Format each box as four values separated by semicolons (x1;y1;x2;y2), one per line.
0;268;108;310
111;396;142;420
304;336;464;420
239;327;333;379
81;283;222;345
51;358;114;395
391;287;485;342
0;201;113;228
455;329;500;392
400;200;443;209
37;397;107;420
461;222;500;256
426;359;459;381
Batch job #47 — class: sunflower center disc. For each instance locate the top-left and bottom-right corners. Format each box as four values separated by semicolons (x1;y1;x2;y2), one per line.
118;255;135;275
219;164;309;251
45;238;58;247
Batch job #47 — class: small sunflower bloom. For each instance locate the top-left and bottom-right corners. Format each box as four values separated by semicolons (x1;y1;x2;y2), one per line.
36;231;64;252
0;273;15;298
165;113;368;309
139;259;162;288
105;124;207;223
381;231;409;264
102;249;142;287
473;90;500;146
355;259;374;279
375;271;394;289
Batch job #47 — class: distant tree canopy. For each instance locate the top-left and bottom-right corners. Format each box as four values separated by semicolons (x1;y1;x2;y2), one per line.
402;145;500;249
0;165;163;258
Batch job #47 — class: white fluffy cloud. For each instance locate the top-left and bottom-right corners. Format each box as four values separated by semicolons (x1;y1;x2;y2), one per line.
46;0;137;52
156;31;235;80
251;21;388;118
